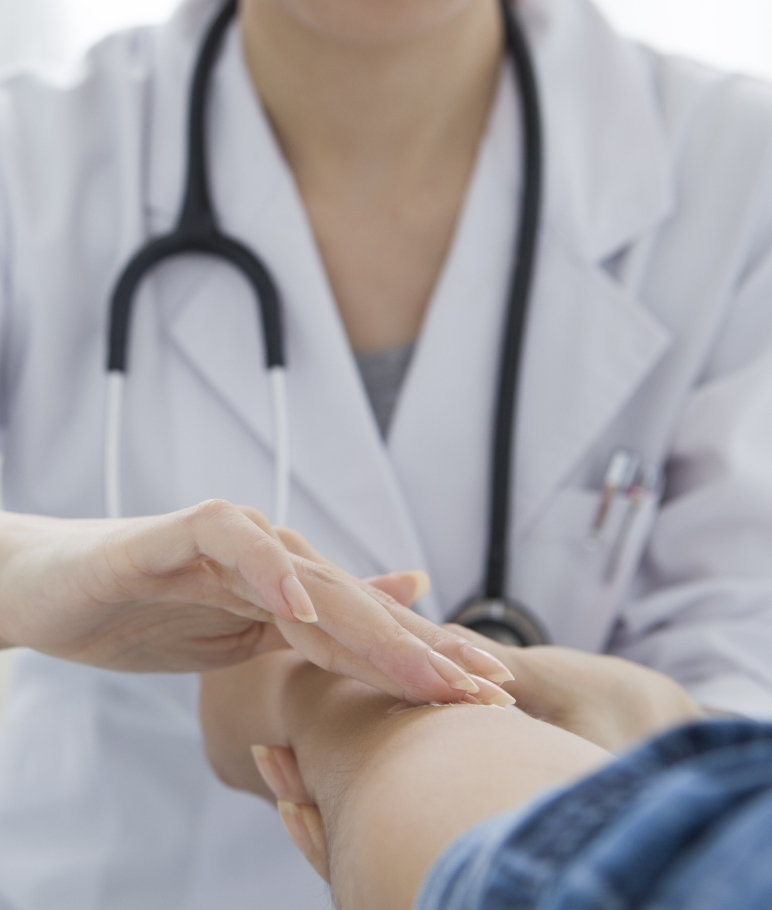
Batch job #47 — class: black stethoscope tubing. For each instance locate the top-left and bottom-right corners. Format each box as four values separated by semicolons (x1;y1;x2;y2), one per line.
107;0;550;646
108;0;281;374
486;0;542;602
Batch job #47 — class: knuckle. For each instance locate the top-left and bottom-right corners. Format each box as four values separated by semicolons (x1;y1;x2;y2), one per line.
362;584;398;610
301;560;344;588
239;534;289;580
238;506;273;533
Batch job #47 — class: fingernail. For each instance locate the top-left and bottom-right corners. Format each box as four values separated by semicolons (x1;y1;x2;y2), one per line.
278;801;315;858
386;701;415;715
281;575;318;624
278;800;301;818
469;675;517;707
459;644;515;684
427;650;480;694
252;745;288;798
407;571;431;601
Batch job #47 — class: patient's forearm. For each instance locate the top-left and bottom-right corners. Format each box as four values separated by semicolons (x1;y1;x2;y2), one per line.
282;665;611;910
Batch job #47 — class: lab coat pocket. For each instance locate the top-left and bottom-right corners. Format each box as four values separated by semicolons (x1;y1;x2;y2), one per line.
513;485;660;651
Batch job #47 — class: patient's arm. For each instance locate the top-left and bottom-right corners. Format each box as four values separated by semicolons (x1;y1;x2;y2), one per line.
200;652;611;910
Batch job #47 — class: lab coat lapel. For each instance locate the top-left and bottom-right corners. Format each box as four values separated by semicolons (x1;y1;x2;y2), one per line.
514;236;672;531
513;0;677;528
390;0;675;612
150;25;434;597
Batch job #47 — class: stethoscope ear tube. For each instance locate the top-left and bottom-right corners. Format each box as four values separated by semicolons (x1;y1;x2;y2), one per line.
104;371;125;520
269;366;290;527
104;0;289;523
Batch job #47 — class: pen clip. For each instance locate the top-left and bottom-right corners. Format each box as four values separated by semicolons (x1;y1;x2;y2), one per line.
604;464;658;583
586;449;641;549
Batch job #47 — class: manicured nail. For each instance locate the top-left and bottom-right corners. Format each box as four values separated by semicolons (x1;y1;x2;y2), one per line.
427;650;480;694
386;701;415;715
252;745;287;798
469;675;516;707
407;571;431;601
281;575;318;623
459;644;515;684
278;800;301;818
299;804;326;855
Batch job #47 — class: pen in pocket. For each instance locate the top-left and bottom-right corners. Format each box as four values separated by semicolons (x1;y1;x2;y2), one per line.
586;449;641;550
604;465;657;583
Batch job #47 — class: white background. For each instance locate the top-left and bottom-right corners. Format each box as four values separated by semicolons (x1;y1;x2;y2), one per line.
0;0;771;715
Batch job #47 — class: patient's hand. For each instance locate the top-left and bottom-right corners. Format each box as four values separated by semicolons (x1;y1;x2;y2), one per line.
445;626;704;753
200;652;610;910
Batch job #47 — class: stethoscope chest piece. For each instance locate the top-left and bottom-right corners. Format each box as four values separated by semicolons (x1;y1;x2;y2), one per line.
452;597;550;647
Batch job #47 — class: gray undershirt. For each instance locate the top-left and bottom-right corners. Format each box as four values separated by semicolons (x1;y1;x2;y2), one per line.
355;342;416;439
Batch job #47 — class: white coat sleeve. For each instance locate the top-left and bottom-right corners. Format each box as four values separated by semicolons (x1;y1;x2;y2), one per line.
611;238;772;719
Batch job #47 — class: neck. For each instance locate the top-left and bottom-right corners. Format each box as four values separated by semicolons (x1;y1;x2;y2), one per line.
240;0;503;198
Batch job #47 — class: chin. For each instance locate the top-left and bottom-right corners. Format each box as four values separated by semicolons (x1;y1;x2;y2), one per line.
260;0;480;45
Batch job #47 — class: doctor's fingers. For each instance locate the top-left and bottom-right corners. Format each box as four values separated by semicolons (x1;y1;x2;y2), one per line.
274;619;405;699
265;543;512;687
114;501;317;626
279;567;513;704
442;625;590;720
271;524;430;610
277;561;471;702
363;571;432;608
236;510;431;613
357;586;515;688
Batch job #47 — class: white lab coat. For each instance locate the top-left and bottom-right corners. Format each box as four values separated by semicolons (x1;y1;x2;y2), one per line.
1;0;772;906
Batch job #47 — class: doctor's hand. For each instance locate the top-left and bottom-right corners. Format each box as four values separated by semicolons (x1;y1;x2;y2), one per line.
0;503;513;704
445;626;705;753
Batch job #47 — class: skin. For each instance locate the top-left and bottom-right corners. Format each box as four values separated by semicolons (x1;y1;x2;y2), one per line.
446;625;706;753
0;505;516;703
200;650;613;910
241;0;503;352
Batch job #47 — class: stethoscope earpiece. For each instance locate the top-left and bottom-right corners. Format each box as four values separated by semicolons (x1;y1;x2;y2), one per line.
452;597;550;648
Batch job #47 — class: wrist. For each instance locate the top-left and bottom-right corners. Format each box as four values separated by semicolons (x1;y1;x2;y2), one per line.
281;663;398;803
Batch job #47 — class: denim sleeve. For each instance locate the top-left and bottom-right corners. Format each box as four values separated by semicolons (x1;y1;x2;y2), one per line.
417;721;772;910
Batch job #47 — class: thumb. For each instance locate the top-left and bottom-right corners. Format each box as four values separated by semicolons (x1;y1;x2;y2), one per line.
365;571;431;608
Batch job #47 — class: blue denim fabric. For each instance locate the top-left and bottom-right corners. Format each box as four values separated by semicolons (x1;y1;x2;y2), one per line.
417;722;772;910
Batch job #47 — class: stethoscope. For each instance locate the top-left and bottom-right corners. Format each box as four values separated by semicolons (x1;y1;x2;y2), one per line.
106;0;550;648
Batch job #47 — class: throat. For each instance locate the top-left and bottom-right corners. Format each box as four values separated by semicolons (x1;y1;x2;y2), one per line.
240;0;503;352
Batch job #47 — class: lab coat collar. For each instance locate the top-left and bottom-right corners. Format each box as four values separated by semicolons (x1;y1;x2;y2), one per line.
147;0;676;255
522;0;675;262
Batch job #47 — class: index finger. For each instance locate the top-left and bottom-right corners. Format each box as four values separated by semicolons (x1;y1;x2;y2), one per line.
290;557;482;704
